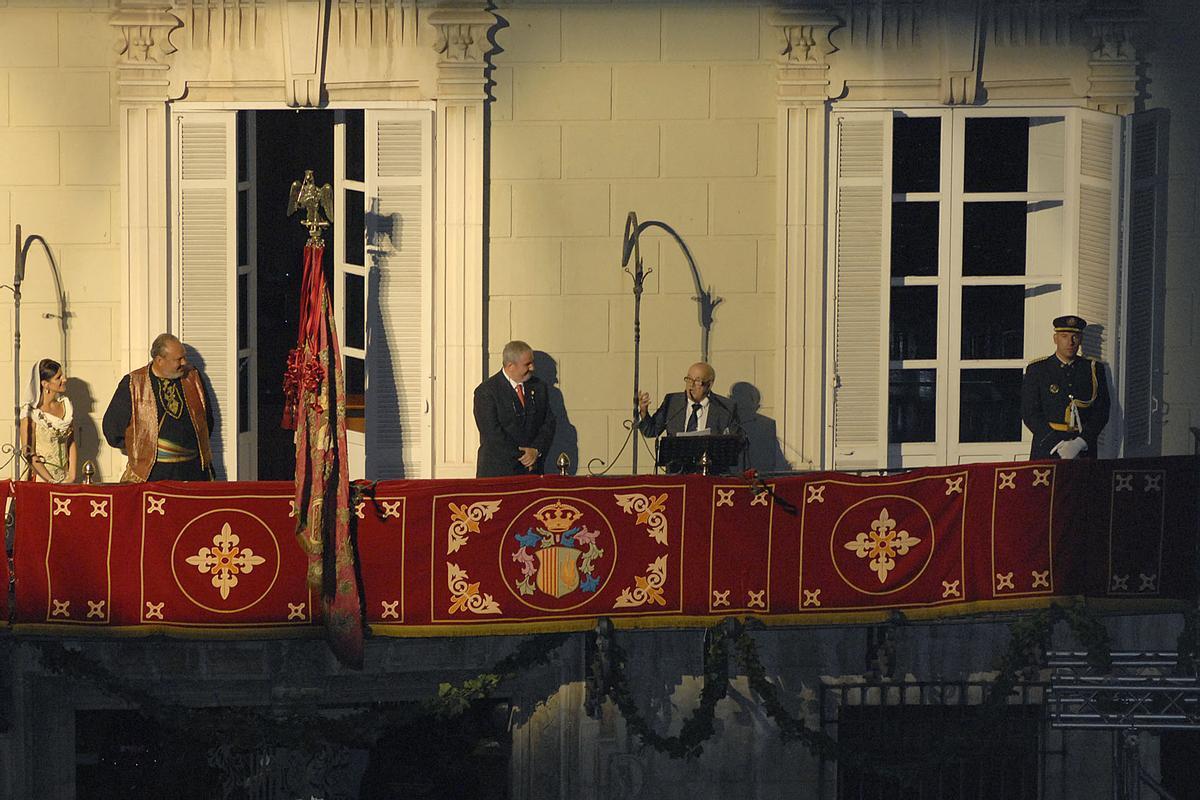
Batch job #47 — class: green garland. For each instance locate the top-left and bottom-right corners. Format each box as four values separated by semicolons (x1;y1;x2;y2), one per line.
597;602;1115;762
25;602;1121;765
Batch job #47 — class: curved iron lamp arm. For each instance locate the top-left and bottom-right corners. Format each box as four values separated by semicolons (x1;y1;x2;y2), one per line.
589;212;722;476
10;225;68;479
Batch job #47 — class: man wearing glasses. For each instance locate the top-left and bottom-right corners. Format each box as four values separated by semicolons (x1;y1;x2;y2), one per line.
637;362;740;440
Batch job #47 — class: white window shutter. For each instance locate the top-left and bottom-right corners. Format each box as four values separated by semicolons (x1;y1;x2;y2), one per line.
1121;108;1170;456
364;110;433;478
173;110;238;479
1073;110;1121;457
830;112;888;470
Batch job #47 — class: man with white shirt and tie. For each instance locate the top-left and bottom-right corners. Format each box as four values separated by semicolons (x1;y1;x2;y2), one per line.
473;340;557;477
637;361;740;449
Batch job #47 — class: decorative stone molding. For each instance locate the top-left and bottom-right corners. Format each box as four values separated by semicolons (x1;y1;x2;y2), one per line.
938;1;982;105
768;6;841;104
1082;5;1146;114
427;5;497;101
109;1;181;67
333;0;421;47
834;0;922;49
281;0;330;108
176;0;265;49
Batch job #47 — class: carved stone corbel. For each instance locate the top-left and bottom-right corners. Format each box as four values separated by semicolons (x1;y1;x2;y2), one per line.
938;0;982;105
768;5;841;104
109;1;181;68
427;4;497;101
281;0;330;108
1082;5;1146;115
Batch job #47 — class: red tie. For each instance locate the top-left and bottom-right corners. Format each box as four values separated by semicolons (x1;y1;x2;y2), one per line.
516;383;526;407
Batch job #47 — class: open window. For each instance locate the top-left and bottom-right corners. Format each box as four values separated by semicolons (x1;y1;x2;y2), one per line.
827;106;1141;469
171;107;433;480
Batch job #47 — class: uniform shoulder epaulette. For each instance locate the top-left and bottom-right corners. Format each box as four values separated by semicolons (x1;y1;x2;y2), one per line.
1026;354;1054;367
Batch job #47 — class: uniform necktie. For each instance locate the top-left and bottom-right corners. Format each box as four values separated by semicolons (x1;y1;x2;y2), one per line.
516;383;526;408
686;402;701;432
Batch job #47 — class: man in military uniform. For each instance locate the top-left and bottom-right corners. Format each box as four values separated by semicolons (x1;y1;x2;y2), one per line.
1020;315;1110;460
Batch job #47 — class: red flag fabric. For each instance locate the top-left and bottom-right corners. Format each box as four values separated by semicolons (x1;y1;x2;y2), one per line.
281;242;364;667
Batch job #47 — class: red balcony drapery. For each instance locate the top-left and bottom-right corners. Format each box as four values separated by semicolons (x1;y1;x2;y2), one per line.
7;457;1196;637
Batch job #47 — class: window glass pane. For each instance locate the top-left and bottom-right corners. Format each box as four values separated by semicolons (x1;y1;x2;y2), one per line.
889;369;937;443
890;286;938;360
892;116;940;193
237;272;248;351
344;272;365;350
961;285;1024;360
963;201;1027;276
236;189;248;266
345;110;364;183
345;189;365;267
891;202;939;277
237;356;250;434
959;368;1023;442
345;355;365;434
964;117;1029;193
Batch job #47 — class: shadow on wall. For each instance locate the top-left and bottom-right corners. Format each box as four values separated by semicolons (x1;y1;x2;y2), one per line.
533;351;578;475
65;377;103;482
729;381;788;472
182;345;225;479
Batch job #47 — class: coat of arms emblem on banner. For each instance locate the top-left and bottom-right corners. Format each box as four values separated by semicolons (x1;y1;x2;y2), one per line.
502;498;617;611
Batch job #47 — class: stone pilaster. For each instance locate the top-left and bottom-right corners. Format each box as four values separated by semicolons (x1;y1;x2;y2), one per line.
427;5;497;476
769;5;839;469
1083;5;1146;115
110;0;182;370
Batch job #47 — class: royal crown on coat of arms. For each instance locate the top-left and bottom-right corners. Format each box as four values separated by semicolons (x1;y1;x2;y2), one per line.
534;500;583;533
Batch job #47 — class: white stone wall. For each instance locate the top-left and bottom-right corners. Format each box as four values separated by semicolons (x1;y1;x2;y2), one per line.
488;3;778;473
0;5;123;481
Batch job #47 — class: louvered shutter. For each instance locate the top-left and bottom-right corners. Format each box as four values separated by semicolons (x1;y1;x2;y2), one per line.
173;110;238;479
1121;109;1169;456
364;110;433;478
1073;110;1121;457
830;112;888;469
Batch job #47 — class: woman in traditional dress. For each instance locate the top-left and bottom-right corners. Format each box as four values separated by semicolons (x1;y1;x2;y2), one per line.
20;358;77;483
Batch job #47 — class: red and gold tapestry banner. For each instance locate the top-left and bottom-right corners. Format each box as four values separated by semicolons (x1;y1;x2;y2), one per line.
8;457;1198;636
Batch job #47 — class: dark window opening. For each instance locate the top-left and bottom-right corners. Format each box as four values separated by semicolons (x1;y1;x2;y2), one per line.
961;286;1024;360
891;201;939;277
964;117;1029;193
959;368;1023;443
889;369;937;443
892;116;941;193
963;202;1027;276
890;286;938;361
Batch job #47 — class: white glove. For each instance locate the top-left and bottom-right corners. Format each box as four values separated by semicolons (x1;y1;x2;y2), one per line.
1051;436;1088;460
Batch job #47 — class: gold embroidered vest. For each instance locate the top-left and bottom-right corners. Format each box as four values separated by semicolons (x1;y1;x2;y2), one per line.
120;365;213;482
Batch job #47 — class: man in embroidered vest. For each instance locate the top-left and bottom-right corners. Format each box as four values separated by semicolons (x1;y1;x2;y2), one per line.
1020;315;1111;460
103;333;215;482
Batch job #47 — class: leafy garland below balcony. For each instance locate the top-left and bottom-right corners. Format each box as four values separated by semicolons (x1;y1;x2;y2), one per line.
21;601;1183;767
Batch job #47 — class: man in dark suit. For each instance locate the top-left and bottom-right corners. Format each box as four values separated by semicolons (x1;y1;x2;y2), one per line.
1021;315;1111;460
473;340;557;477
637;363;741;472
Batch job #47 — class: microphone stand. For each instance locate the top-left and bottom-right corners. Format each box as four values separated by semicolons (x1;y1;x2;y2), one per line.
586;212;723;476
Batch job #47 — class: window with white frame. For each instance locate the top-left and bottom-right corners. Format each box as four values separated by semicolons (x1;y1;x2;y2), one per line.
171;107;433;481
828;106;1165;470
